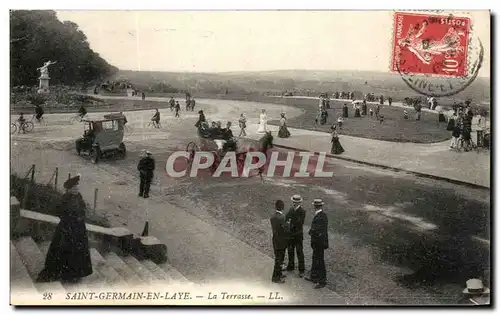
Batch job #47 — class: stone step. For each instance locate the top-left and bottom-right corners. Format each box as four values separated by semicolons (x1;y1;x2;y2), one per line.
158;262;191;284
10;242;38;299
38;241;92;292
89;249;128;290
121;255;158;284
103;252;145;287
140;260;174;283
14;237;65;294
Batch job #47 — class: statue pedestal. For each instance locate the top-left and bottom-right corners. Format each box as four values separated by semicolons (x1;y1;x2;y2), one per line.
38;75;50;94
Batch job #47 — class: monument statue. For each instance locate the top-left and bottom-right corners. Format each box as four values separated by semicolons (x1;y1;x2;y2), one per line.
37;60;57;78
37;60;56;94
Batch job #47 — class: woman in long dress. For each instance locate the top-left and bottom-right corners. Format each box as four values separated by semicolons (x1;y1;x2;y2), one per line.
37;175;93;283
257;109;268;133
278;113;291;138
330;125;344;155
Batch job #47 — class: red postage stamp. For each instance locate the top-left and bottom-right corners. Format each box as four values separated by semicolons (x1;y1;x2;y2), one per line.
391;12;471;77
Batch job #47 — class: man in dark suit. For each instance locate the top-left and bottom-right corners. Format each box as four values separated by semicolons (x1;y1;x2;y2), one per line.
270;200;288;283
137;151;155;198
285;195;306;277
306;198;329;289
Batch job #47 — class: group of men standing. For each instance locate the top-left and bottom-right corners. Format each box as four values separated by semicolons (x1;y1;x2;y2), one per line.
271;195;329;289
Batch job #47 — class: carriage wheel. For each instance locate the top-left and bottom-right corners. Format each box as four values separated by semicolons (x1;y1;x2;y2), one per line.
186;142;199;163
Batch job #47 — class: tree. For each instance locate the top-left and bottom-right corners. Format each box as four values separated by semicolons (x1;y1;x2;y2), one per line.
10;10;118;87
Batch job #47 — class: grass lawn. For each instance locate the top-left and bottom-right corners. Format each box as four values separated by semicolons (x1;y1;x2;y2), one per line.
268;100;452;143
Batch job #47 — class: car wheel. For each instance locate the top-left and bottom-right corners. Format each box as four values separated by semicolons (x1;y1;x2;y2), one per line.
118;142;126;159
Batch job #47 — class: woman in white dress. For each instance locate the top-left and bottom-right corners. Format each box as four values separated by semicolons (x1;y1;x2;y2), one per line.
257;109;268;133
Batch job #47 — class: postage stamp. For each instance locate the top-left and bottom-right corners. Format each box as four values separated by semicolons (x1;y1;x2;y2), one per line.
391;12;471;77
391;11;484;97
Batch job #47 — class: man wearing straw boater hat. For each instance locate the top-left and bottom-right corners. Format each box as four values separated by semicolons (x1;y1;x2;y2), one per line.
270;200;288;284
37;174;93;283
305;198;329;289
458;279;490;305
284;195;306;277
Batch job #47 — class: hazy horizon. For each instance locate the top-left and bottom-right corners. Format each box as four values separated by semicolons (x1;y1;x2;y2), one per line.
55;10;490;78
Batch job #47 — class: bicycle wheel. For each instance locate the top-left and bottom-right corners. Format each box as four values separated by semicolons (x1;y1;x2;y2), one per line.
70;116;78;124
24;122;34;132
10;123;17;134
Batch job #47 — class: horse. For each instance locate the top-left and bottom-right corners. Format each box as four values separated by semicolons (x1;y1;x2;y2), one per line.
236;131;273;178
210;132;274;178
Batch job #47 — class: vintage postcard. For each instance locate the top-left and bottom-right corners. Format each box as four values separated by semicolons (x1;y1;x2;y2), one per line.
9;10;491;306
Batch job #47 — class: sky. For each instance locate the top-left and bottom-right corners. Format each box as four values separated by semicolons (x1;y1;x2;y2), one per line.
56;10;490;77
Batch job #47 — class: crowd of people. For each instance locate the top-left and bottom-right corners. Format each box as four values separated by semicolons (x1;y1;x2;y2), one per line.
27;92;489;303
448;104;489;151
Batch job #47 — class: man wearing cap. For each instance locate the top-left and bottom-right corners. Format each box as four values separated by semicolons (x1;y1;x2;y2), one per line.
306;198;329;289
37;174;93;283
270;200;289;284
285;195;306;277
137;151;155;198
458;279;490;305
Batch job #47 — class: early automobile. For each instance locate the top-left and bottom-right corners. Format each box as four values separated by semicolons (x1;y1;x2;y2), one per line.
75;113;127;164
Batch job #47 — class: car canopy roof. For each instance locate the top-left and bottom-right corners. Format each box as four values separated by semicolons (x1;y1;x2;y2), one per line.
82;113;126;123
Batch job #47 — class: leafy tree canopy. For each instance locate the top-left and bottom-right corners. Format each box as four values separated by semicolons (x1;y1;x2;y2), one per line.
10;10;118;87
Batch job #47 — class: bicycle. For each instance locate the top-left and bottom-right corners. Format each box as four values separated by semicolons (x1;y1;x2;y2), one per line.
147;120;162;129
456;136;479;153
32;113;47;126
11;120;34;134
70;113;87;124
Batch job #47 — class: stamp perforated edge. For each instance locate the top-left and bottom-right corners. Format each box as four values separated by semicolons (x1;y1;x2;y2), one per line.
389;10;476;79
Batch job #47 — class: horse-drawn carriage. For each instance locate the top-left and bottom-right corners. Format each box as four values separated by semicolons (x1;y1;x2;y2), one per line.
186;122;273;175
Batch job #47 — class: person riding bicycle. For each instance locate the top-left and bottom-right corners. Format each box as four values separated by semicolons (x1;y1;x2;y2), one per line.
35;104;44;122
78;105;87;119
151;109;160;127
17;113;26;133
